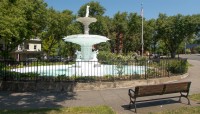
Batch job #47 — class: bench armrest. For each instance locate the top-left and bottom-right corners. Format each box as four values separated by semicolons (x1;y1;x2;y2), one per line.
128;89;135;97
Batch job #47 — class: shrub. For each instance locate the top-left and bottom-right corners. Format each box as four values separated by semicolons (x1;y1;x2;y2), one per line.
194;46;200;53
97;51;116;64
168;59;188;74
186;49;191;54
98;51;135;64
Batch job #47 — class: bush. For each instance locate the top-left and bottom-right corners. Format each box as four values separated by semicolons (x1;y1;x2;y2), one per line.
186;49;191;54
168;59;188;74
98;51;135;64
97;51;116;64
194;46;200;53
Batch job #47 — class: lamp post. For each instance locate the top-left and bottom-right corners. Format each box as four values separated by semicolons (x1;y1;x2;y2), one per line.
141;3;144;57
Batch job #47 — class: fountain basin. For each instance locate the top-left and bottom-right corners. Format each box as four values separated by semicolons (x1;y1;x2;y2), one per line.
63;34;109;46
11;64;146;76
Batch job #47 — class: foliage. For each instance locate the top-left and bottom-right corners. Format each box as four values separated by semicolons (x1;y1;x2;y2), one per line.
156;14;199;58
102;75;114;81
78;1;106;17
168;59;188;74
41;8;74;57
116;63;124;76
0;0;48;58
186;49;191;54
123;13;141;54
0;70;40;80
97;51;134;64
70;75;96;82
0;105;116;114
112;12;128;54
97;51;116;64
193;46;200;53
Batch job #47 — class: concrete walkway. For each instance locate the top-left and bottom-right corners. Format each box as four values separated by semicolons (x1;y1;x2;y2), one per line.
0;59;200;114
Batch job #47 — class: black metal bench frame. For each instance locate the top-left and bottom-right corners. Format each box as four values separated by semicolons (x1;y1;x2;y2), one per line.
128;81;191;113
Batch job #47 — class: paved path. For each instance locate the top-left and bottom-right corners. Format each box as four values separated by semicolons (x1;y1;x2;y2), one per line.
0;58;200;114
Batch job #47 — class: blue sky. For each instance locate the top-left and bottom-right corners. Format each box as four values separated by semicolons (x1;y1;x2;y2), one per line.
44;0;200;20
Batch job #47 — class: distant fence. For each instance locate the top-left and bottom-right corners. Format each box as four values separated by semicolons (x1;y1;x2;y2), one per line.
0;58;187;82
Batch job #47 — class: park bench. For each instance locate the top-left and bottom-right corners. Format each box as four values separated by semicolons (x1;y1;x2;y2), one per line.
128;81;191;113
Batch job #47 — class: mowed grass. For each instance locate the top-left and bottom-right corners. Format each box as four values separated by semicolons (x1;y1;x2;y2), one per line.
149;94;200;114
0;105;116;114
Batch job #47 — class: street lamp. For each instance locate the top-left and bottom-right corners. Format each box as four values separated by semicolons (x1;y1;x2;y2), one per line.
141;3;144;57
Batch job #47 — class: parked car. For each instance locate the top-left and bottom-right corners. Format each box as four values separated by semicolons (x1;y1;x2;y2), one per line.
25;58;38;62
24;58;38;66
48;56;64;62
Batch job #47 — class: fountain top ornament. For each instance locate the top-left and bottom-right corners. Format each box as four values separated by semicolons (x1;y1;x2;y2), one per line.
63;5;109;61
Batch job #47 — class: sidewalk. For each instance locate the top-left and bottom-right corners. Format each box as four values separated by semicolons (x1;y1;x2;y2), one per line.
0;60;200;114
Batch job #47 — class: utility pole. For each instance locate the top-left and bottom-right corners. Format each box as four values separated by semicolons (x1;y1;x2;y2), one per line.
141;3;144;57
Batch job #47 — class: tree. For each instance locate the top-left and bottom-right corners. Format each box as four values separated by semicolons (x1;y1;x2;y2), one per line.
78;1;105;17
0;0;47;59
64;22;82;57
123;13;141;54
144;19;157;54
41;8;73;57
0;0;26;58
156;14;197;58
112;12;128;54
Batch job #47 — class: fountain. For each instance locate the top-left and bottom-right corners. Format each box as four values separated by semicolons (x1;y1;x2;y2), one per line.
63;5;109;64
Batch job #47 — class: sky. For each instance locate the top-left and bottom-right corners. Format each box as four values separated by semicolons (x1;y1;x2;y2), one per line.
44;0;200;20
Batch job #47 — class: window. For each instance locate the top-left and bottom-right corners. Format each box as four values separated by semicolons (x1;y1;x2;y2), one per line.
34;45;37;49
26;45;29;49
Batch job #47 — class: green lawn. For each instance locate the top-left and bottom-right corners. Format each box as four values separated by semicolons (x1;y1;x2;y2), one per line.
0;105;116;114
149;94;200;114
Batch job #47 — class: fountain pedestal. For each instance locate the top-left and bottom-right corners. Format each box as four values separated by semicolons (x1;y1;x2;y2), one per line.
63;5;109;67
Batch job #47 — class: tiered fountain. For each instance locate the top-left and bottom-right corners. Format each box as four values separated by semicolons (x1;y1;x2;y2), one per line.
63;6;110;75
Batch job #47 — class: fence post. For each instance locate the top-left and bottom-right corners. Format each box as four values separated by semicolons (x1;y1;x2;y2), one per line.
75;61;76;82
145;60;147;79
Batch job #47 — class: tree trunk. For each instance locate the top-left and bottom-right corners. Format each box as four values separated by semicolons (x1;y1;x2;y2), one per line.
170;51;176;58
115;32;123;54
115;33;120;54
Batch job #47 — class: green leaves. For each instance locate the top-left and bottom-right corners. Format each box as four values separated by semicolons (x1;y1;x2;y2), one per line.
0;0;48;58
78;1;105;17
156;14;199;58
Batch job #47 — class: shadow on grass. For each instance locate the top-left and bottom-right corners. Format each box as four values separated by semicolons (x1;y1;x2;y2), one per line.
0;108;63;114
121;99;179;112
0;91;76;110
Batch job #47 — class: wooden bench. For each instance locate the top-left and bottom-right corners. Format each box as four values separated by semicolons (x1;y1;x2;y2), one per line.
128;81;191;113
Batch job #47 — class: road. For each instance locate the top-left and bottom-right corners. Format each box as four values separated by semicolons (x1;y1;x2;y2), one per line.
179;54;200;61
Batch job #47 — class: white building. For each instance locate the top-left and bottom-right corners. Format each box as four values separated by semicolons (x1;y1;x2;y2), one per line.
11;38;42;61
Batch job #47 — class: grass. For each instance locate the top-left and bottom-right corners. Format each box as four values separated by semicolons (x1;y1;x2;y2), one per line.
149;94;200;114
0;105;116;114
189;93;200;102
149;106;200;114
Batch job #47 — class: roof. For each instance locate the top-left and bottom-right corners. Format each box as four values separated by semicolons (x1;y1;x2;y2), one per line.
186;44;200;49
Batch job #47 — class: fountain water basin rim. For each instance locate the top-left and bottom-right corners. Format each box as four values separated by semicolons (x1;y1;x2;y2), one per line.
63;34;109;45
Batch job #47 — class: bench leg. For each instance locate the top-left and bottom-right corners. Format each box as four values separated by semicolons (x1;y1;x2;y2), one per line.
180;92;191;105
134;99;137;113
187;97;191;105
178;96;181;103
129;98;137;113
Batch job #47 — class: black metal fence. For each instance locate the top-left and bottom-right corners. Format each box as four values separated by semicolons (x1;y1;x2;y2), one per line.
0;58;187;82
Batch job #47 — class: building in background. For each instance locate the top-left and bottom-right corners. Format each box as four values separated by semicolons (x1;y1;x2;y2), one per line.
11;38;42;61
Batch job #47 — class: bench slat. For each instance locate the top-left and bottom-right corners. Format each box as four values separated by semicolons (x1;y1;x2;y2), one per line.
135;84;165;97
164;82;191;94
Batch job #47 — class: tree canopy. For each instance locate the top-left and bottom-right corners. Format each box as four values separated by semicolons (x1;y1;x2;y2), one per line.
1;0;200;59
